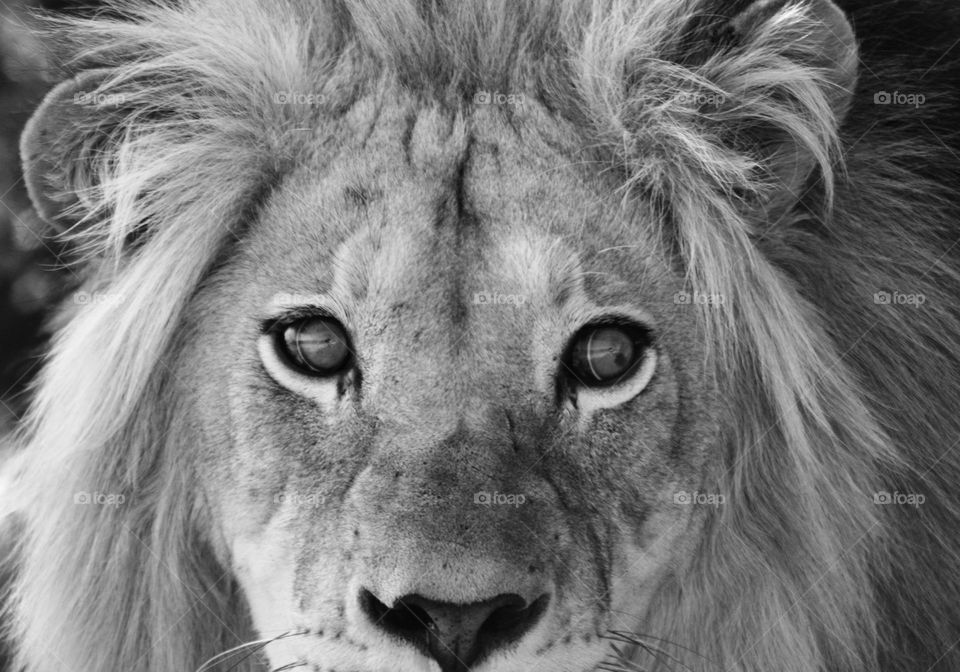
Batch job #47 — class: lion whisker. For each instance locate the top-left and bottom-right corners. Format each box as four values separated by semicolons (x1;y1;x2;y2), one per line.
603;641;678;672
195;630;309;672
271;663;307;672
604;630;717;661
602;630;723;672
597;643;648;671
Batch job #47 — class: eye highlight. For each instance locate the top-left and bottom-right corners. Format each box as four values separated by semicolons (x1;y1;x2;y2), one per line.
563;322;654;389
275;316;353;376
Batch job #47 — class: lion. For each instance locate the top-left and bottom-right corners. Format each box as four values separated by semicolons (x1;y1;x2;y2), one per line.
1;0;959;670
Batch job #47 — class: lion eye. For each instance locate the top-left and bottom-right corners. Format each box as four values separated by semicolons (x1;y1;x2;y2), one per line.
566;324;651;388
278;317;352;375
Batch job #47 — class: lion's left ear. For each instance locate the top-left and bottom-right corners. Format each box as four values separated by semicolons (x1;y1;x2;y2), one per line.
724;0;858;110
582;0;859;214
720;0;859;205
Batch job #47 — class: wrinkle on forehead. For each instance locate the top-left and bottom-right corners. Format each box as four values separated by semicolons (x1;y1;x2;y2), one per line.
248;91;655;340
256;93;645;319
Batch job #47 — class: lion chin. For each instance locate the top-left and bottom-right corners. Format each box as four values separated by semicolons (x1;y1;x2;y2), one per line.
1;0;959;671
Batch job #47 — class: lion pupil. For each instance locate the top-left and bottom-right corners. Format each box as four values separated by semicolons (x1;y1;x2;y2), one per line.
579;327;636;382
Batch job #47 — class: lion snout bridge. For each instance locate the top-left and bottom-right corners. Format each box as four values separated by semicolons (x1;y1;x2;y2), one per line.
341;406;563;666
358;588;550;672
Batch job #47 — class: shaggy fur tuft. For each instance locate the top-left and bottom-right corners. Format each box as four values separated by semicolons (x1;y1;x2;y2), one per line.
3;1;960;671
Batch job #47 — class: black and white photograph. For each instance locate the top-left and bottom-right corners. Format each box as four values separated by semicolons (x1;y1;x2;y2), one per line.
0;1;959;671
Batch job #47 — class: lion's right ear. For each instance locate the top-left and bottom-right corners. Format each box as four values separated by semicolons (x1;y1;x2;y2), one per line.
20;68;119;238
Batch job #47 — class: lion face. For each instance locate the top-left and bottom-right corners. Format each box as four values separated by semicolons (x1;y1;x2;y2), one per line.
22;1;936;671
182;100;715;672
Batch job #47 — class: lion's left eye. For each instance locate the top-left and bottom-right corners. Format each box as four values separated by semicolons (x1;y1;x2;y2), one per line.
277;317;353;376
565;324;653;388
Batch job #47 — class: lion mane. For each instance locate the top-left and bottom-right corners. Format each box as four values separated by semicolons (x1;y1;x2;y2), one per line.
2;1;960;671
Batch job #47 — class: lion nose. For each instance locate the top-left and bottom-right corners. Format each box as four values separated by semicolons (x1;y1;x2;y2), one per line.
358;588;550;671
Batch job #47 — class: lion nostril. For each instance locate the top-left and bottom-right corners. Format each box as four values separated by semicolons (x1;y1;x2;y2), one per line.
481;594;546;635
358;588;550;672
358;588;433;635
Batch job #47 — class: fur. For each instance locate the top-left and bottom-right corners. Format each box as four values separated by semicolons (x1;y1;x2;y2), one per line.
3;1;960;671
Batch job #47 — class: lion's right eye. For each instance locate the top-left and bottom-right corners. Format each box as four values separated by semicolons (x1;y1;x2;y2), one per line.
277;317;353;376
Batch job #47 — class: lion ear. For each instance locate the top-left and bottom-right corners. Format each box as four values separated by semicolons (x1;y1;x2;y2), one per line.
20;68;119;238
725;0;858;203
590;0;859;214
728;0;858;104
